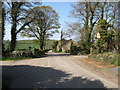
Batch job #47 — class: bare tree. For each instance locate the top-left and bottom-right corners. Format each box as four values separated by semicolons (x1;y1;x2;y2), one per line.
70;2;100;43
65;22;81;41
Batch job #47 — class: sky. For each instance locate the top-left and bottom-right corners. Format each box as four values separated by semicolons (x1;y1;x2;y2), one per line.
4;2;76;41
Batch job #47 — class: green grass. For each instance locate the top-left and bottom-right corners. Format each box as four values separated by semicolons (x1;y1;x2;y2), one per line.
2;39;59;61
16;43;39;50
45;40;58;49
2;39;53;61
4;39;58;50
89;52;120;66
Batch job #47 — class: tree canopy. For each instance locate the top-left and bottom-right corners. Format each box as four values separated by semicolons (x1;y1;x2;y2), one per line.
3;2;41;51
21;6;60;50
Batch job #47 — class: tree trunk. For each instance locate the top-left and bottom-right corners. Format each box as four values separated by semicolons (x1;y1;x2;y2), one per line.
85;2;89;31
88;24;94;43
100;2;106;20
39;35;45;51
2;7;5;55
60;30;63;52
84;2;89;44
0;2;2;59
10;21;17;52
10;3;18;52
40;40;44;51
42;34;45;50
101;7;104;19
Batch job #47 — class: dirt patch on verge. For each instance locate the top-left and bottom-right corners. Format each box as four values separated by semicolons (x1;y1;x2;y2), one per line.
81;58;116;69
70;56;118;85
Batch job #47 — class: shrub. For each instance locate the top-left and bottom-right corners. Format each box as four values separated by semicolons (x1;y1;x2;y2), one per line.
89;52;119;66
70;45;79;55
65;50;70;53
10;50;33;58
111;54;120;66
33;49;45;58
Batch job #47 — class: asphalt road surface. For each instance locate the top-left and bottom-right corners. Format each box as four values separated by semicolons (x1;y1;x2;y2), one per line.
1;53;118;88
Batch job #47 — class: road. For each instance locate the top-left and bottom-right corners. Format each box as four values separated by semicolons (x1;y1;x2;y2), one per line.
1;53;118;88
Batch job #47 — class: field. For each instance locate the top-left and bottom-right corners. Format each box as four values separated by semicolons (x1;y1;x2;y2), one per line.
4;39;58;50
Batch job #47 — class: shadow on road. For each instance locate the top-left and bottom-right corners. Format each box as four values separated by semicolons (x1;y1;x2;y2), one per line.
2;65;107;89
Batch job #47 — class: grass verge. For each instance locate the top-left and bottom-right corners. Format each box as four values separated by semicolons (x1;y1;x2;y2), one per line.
88;52;120;67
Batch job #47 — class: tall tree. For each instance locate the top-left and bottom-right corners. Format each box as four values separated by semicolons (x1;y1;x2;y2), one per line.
71;2;90;43
70;2;118;44
2;2;6;55
71;2;101;43
0;2;2;59
88;2;100;42
6;2;41;51
59;29;65;52
98;2;106;20
21;6;60;50
98;2;117;25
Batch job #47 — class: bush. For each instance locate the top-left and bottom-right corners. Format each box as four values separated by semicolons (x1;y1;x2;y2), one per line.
70;45;90;55
65;50;70;53
10;50;33;58
89;52;120;66
70;46;79;55
33;49;45;58
111;54;120;66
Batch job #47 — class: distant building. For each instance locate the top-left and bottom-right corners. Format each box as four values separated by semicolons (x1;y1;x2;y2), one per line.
56;39;77;53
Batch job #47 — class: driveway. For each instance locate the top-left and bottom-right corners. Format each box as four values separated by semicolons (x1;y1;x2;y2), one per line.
1;53;118;88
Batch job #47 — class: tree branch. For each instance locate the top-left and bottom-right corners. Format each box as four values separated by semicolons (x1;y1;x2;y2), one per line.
16;19;34;34
28;25;40;40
